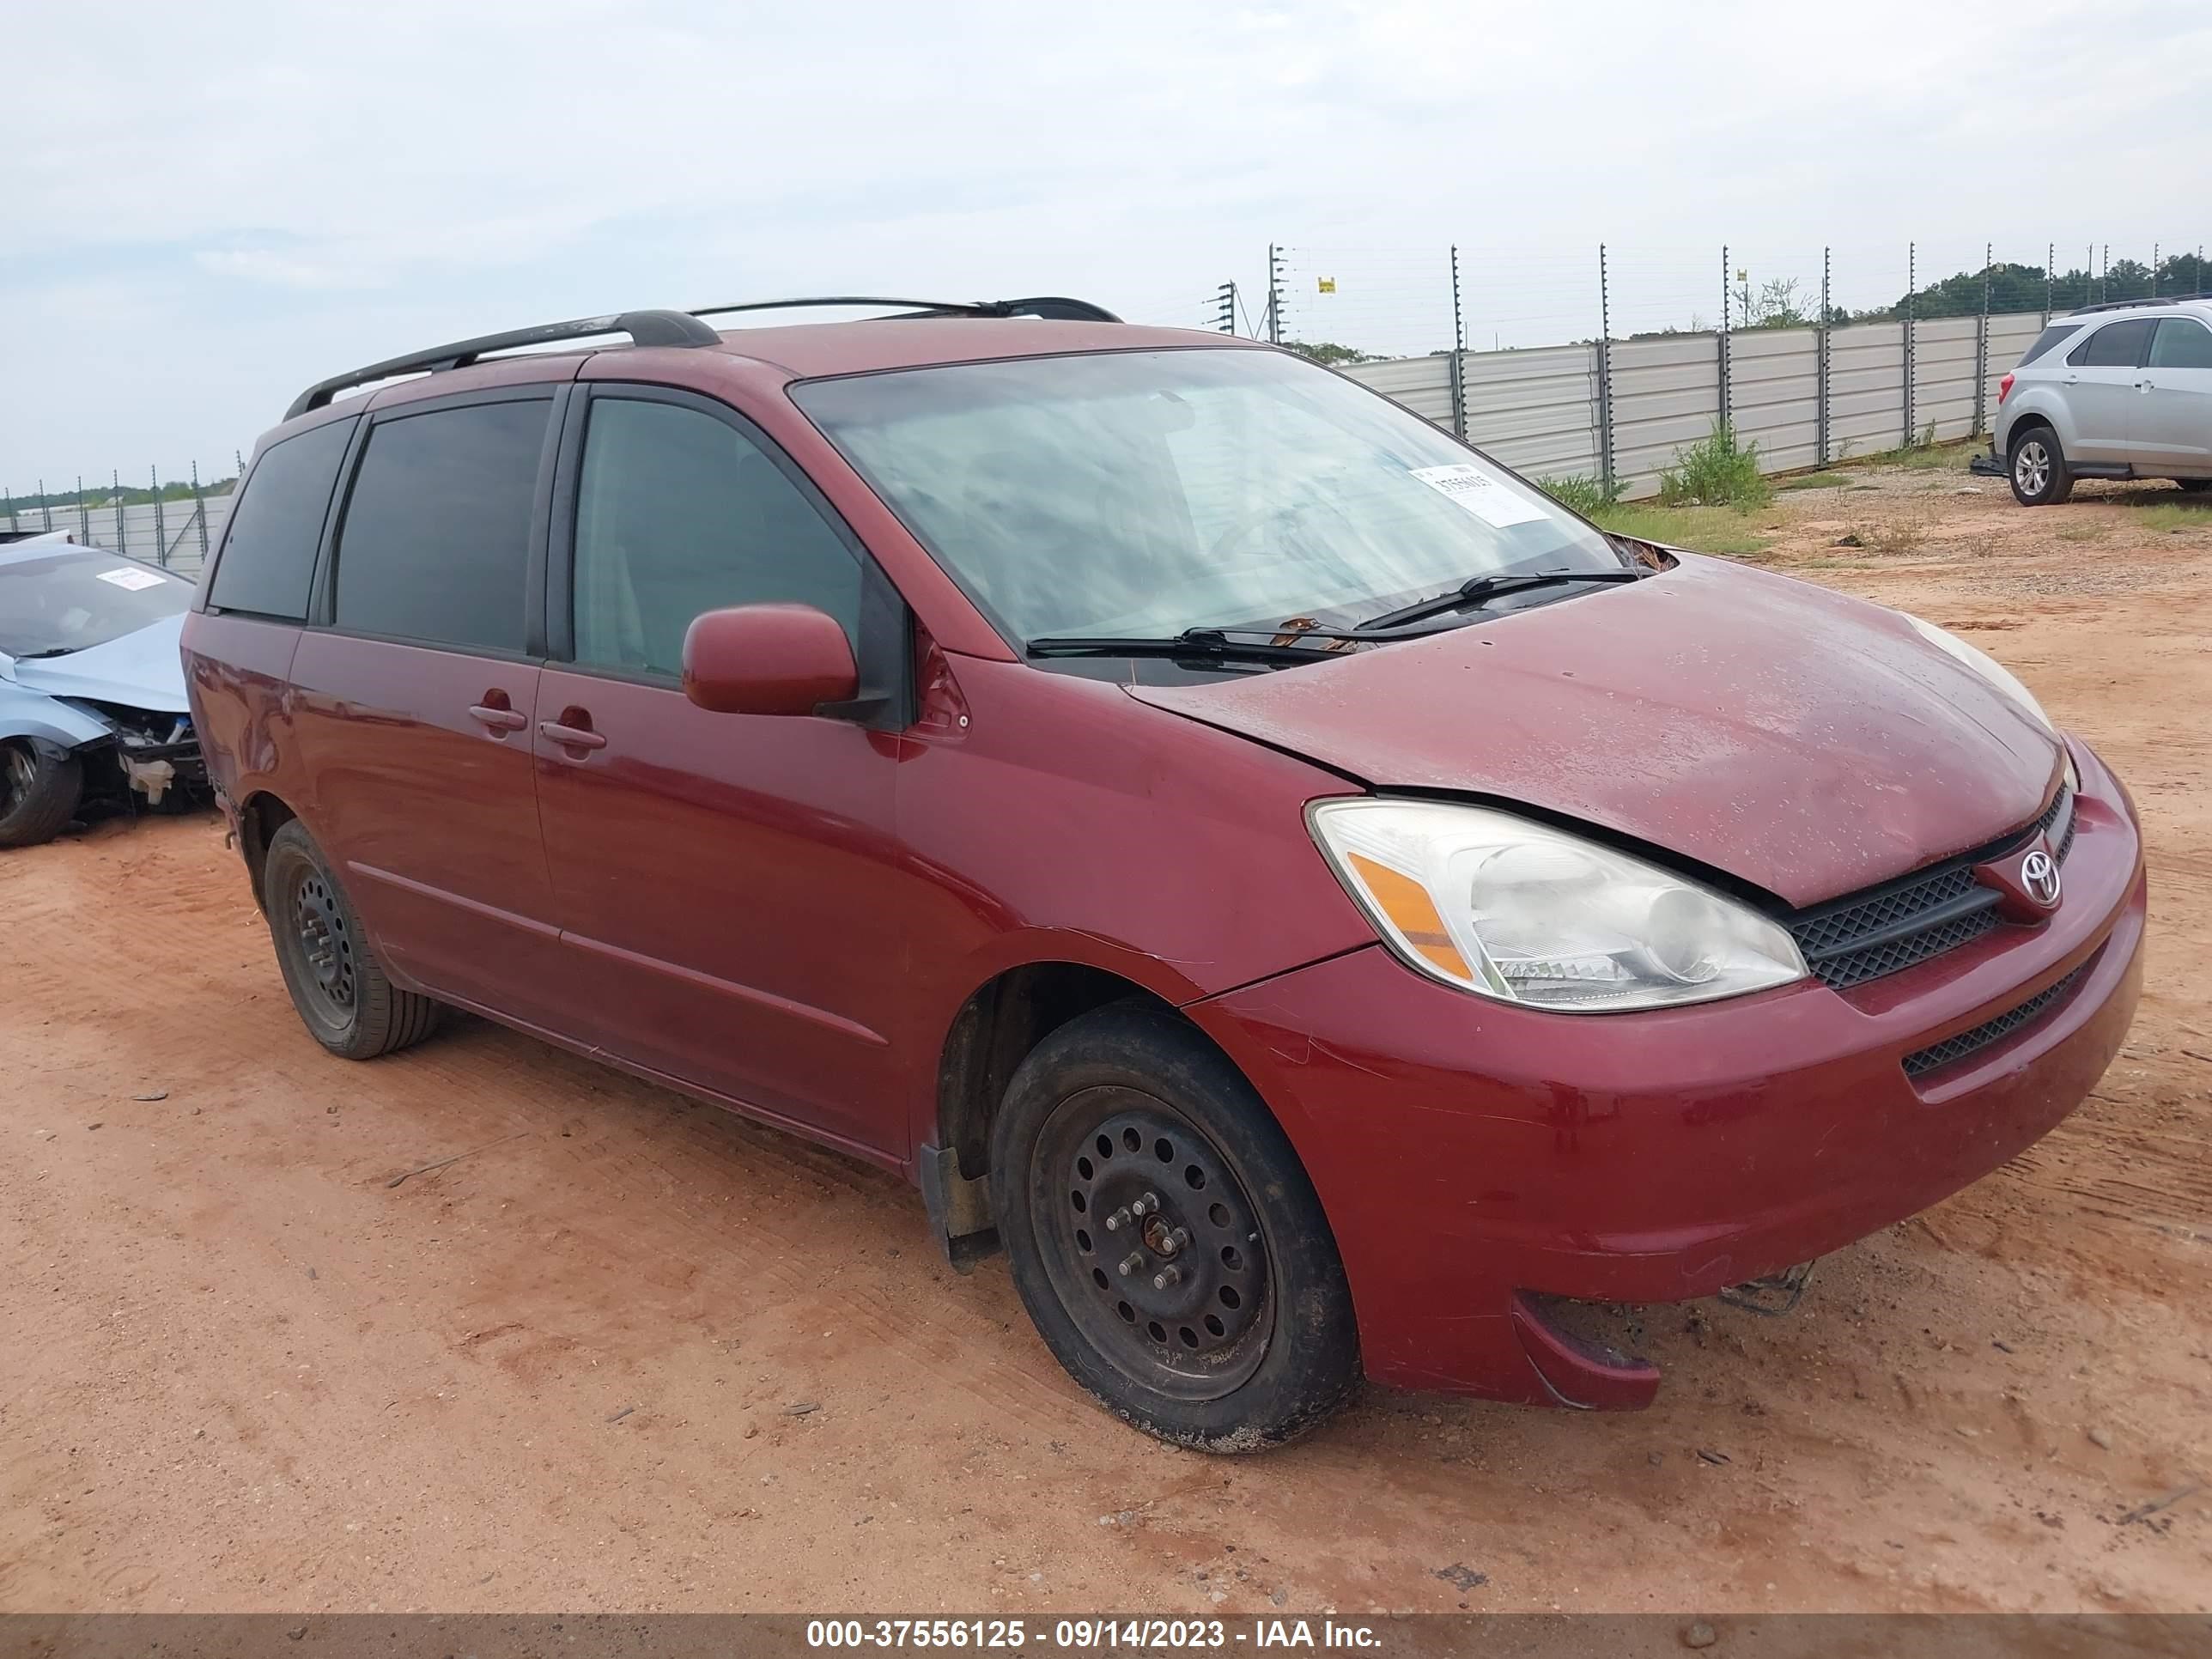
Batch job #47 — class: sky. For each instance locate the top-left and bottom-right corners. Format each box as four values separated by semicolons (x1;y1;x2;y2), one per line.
5;0;2209;489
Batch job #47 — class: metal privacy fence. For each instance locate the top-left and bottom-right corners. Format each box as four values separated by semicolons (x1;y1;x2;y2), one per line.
1336;309;2051;499
1218;238;2211;499
2;489;233;576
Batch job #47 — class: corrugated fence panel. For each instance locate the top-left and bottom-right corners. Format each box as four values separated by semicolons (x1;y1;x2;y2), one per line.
1608;334;1719;499
2;495;229;577
1912;316;1981;442
1458;344;1600;481
1317;308;2060;488
1829;320;1906;459
1984;313;2045;420
1729;328;1820;478
1339;355;1455;427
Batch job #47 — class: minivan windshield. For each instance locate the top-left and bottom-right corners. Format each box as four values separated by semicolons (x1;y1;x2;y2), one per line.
0;549;193;659
794;348;1627;644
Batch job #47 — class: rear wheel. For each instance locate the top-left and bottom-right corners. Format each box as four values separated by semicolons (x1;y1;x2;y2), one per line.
2008;426;2073;506
0;742;82;848
989;1001;1360;1451
261;819;441;1059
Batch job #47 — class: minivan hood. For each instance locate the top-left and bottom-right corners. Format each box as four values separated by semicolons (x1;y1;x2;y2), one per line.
9;613;191;714
1127;556;2062;907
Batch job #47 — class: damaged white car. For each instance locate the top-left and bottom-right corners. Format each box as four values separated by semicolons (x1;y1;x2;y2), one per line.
0;534;206;847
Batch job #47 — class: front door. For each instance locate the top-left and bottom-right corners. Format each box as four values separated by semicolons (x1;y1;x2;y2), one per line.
533;386;912;1157
287;390;568;1030
2136;316;2212;468
2063;317;2154;461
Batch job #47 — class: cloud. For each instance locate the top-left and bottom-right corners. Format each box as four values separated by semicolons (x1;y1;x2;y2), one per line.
3;0;2208;475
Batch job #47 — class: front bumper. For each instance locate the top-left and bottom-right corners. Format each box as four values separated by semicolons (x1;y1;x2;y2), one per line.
1188;740;2146;1407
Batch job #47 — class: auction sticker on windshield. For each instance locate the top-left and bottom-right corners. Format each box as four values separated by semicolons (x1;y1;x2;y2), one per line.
96;567;167;591
1409;464;1550;529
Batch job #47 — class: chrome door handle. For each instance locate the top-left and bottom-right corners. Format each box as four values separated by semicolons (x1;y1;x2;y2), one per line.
468;703;527;732
538;720;607;750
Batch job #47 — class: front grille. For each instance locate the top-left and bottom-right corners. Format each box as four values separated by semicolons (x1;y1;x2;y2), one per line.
1785;785;2075;992
1902;961;2090;1079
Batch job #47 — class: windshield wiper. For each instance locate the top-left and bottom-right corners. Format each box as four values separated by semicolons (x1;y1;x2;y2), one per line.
1355;566;1647;634
1027;629;1343;665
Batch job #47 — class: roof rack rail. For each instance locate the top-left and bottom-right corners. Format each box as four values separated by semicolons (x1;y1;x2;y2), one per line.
2063;295;2197;315
283;309;721;420
688;295;1123;325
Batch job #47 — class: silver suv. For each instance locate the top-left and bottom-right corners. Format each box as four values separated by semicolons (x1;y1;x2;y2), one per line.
1981;297;2212;505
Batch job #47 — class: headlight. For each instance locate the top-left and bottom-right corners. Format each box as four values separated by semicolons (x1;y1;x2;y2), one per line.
1310;799;1808;1012
1901;613;2055;734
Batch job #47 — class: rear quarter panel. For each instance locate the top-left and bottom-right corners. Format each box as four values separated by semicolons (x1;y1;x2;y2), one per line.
181;611;308;853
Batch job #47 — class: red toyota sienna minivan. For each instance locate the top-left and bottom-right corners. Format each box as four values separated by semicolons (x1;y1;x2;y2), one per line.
183;297;2147;1450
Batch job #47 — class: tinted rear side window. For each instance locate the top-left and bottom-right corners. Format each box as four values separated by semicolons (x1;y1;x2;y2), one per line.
332;398;550;653
2069;319;2154;368
208;417;356;619
2016;325;2080;367
2148;318;2212;368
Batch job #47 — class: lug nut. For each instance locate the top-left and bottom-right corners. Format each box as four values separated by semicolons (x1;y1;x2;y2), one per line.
1129;1195;1151;1218
1164;1227;1190;1255
1117;1253;1144;1278
1104;1206;1132;1232
1152;1266;1182;1290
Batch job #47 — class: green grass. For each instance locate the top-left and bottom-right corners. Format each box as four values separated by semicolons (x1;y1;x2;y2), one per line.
1536;473;1621;517
1590;502;1774;558
1777;471;1853;491
1843;434;1984;473
2130;501;2212;533
1657;424;1772;508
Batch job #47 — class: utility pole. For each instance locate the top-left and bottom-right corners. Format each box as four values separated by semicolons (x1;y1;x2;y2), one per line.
192;461;210;559
39;478;52;532
151;465;167;566
78;477;90;541
1214;283;1237;335
2044;242;2053;325
1265;244;1285;346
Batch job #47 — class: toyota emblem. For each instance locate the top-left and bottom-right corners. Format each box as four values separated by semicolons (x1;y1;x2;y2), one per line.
2021;848;2061;908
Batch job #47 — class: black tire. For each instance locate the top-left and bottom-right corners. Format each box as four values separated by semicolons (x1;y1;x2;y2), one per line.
0;742;82;848
2176;477;2212;494
2008;425;2074;506
260;819;441;1060
990;1000;1360;1451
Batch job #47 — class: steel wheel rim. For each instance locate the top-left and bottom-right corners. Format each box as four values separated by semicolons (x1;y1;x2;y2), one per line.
1;745;33;818
288;867;357;1015
2016;441;2050;495
1029;1087;1273;1401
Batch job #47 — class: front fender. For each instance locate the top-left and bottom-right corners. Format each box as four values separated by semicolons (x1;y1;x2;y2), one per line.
0;680;110;750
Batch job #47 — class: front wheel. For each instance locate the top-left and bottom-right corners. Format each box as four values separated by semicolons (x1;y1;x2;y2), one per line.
0;742;82;848
2008;427;2074;506
990;1001;1360;1450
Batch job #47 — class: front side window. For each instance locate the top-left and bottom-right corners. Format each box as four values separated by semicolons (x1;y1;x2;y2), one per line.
332;398;550;653
210;416;356;620
2148;318;2212;369
0;550;192;659
2069;319;2154;368
792;348;1626;645
570;397;860;677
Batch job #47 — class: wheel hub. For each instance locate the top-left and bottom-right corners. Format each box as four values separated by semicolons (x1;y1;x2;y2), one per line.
291;873;356;1010
1037;1094;1271;1398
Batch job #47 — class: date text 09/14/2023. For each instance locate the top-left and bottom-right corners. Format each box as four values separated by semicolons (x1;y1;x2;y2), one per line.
804;1619;1383;1650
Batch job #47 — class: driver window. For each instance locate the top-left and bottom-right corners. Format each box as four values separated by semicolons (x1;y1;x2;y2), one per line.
572;398;861;678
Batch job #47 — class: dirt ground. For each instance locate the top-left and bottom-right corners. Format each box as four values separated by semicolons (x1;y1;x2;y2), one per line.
3;466;2208;1617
